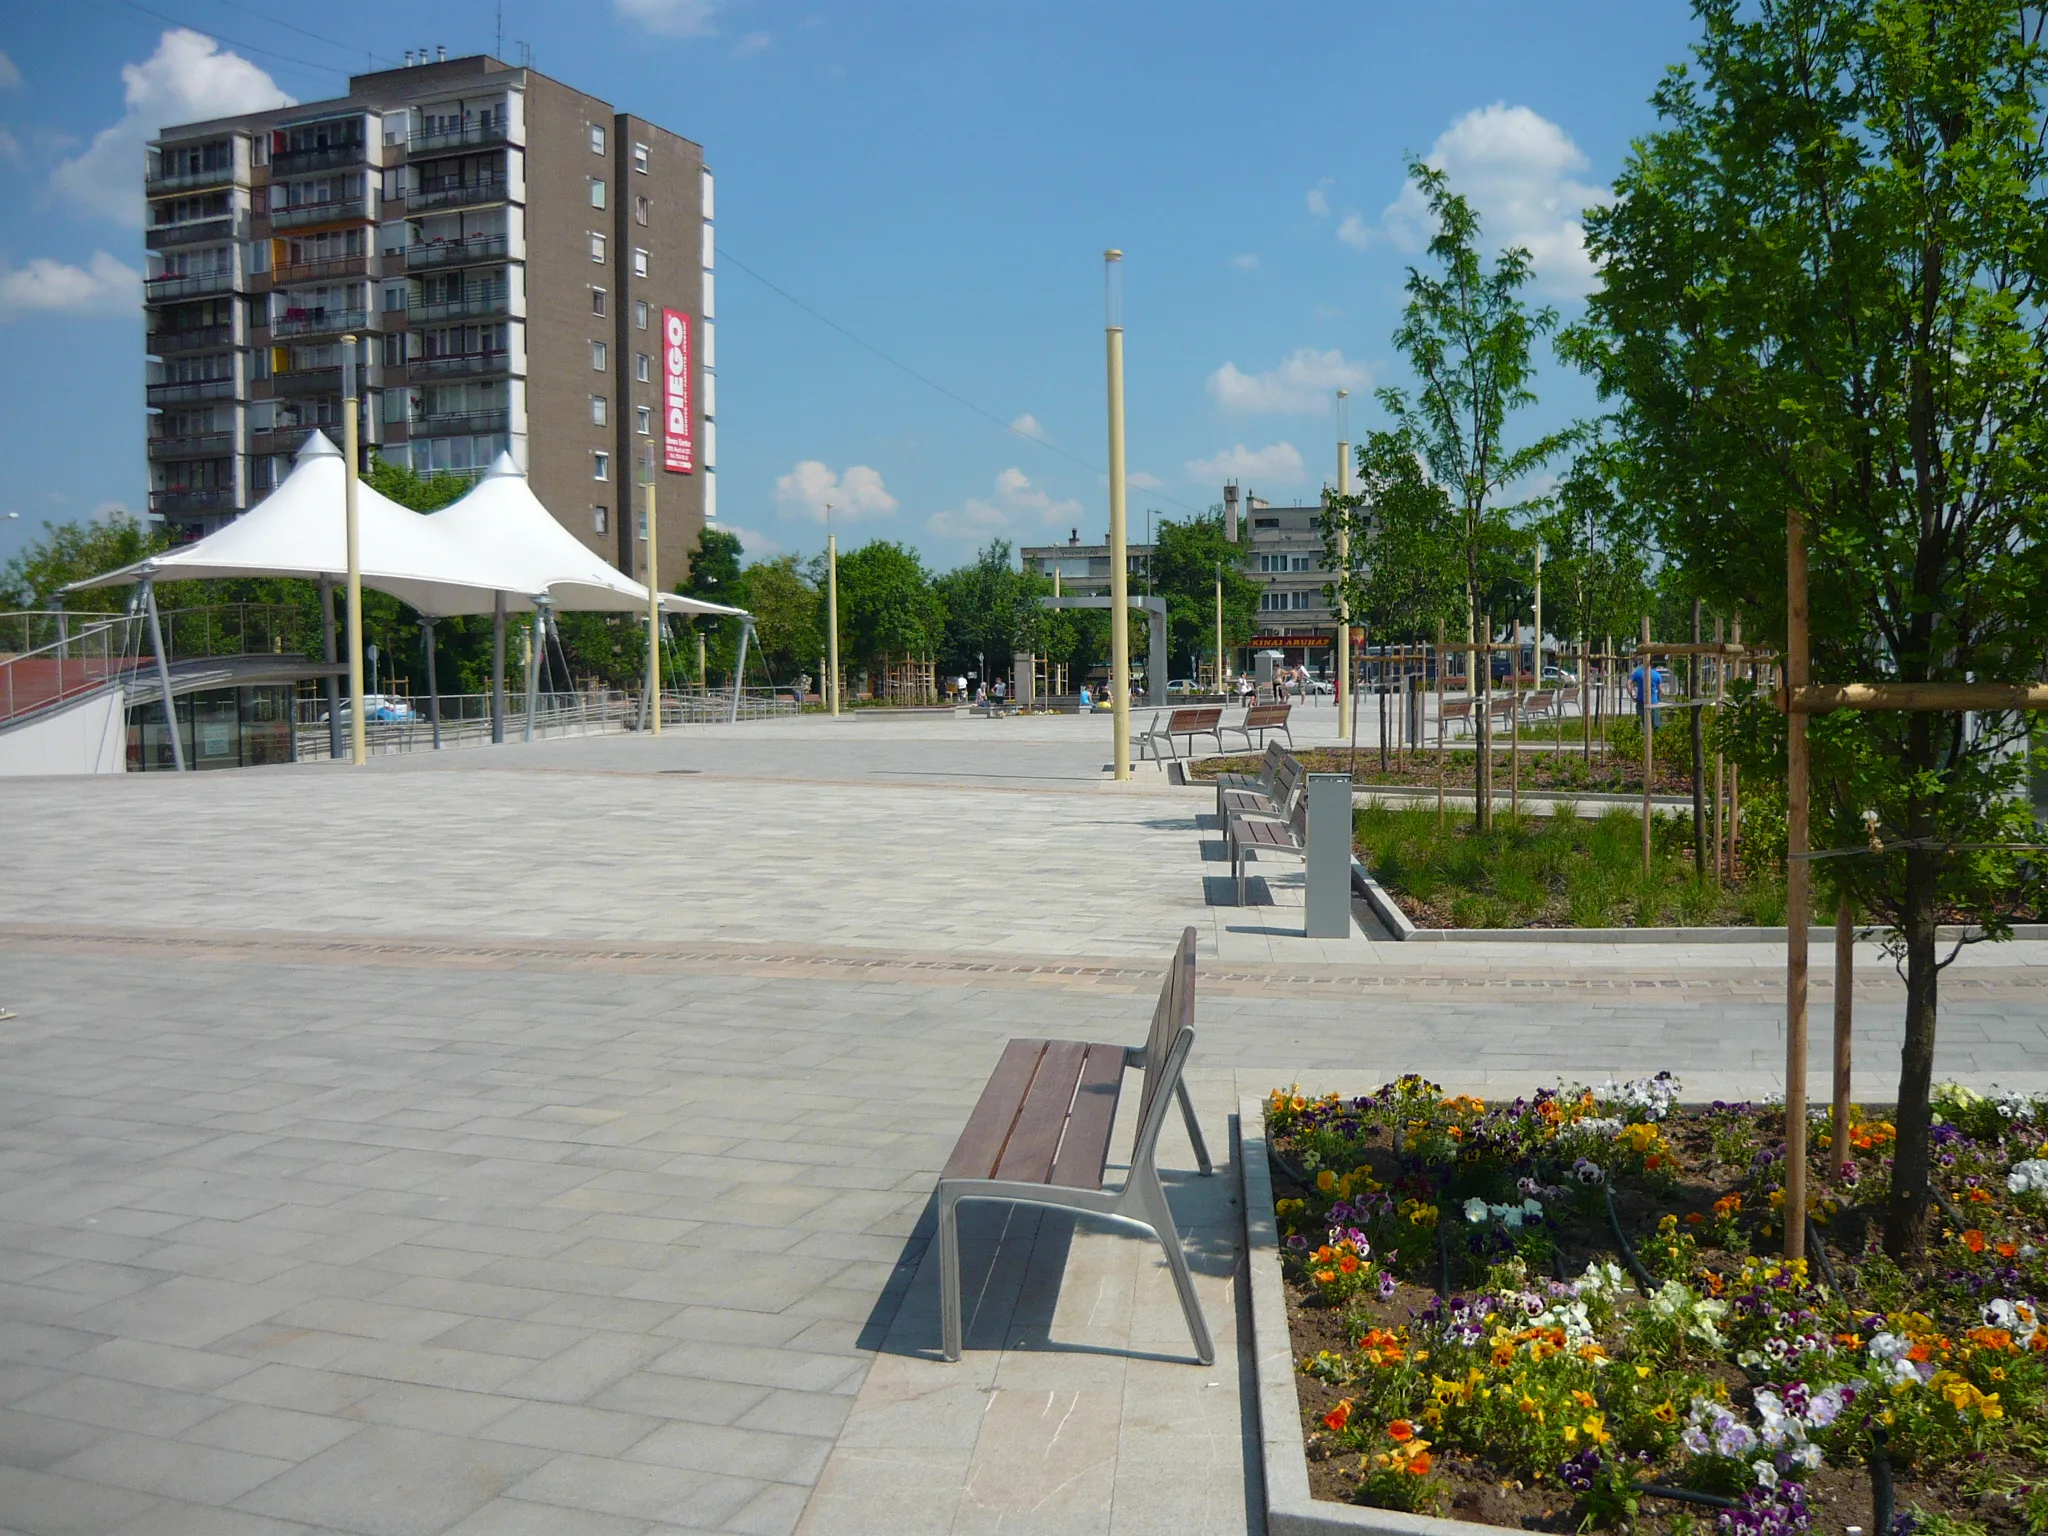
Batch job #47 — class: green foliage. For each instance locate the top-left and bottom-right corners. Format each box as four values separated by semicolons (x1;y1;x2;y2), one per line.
363;454;469;512
733;555;820;686
683;527;744;602
837;539;942;671
1323;429;1462;647
1533;436;1653;651
1148;514;1259;678
0;513;167;613
932;539;1046;677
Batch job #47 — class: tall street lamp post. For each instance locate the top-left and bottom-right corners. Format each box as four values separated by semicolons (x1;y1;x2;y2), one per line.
825;503;840;716
1104;250;1130;779
1335;388;1351;719
342;334;366;765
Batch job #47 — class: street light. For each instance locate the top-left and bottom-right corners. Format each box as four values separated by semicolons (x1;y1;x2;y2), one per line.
342;334;366;765
825;502;840;716
640;444;661;735
1104;250;1130;778
1335;388;1350;720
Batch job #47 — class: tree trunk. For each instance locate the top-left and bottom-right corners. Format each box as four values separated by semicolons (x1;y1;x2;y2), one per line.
1885;840;1941;1259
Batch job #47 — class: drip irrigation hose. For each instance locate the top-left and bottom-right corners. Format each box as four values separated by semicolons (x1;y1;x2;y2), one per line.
1602;1180;1657;1296
1871;1427;1894;1536
1805;1214;1840;1291
1637;1485;1740;1511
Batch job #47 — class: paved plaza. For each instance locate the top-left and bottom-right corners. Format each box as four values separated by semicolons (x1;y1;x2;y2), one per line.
2;707;2046;1534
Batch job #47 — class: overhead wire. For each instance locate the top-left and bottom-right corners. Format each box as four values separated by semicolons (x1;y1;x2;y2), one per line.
717;245;1212;520
199;0;404;71
98;0;350;79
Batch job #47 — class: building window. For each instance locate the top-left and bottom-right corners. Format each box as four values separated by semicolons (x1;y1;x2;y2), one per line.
632;248;649;278
590;232;606;263
591;395;608;426
593;505;608;535
635;352;650;383
634;300;648;329
635;195;650;226
592;287;607;316
590;179;607;209
1292;555;1314;572
591;340;608;371
633;142;649;174
593;451;609;481
590;123;606;155
1291;590;1313;610
635;404;651;435
381;333;405;367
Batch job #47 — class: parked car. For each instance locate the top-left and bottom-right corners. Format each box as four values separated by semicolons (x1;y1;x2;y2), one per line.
318;693;417;725
1300;675;1334;696
1166;679;1203;696
1542;665;1578;685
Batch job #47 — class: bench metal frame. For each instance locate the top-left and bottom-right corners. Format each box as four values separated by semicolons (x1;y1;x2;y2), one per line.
1223;702;1293;751
937;928;1215;1365
1137;706;1225;761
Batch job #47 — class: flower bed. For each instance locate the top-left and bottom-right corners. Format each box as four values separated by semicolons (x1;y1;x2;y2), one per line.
1266;1077;2048;1535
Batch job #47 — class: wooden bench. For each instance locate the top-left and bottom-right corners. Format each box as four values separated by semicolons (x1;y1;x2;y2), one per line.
1137;706;1225;761
1211;739;1287;807
936;928;1214;1363
1227;788;1310;905
1218;751;1301;832
1440;696;1475;738
1224;701;1293;750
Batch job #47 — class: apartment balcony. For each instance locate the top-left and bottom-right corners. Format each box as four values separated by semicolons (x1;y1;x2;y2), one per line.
148;323;236;355
150;487;241;517
146;378;236;407
250;427;324;457
408;288;508;323
146;270;237;302
268;195;374;231
406;350;511;381
273;366;343;397
271;307;369;340
407;121;510;156
148;431;235;461
145;213;245;251
270;141;366;176
404;234;511;271
147;163;238;193
407;178;509;215
271;253;369;286
408;408;510;438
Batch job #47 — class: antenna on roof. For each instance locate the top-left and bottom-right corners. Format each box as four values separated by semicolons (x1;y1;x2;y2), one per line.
496;2;503;58
517;40;532;67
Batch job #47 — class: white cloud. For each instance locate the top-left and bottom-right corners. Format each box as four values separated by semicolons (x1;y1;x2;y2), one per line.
1336;211;1373;250
927;467;1082;540
52;30;290;227
732;31;771;57
1127;471;1166;492
1306;180;1331;218
616;0;722;36
1008;412;1050;443
1229;252;1258;270
0;49;21;91
1207;347;1370;415
0;251;140;319
775;460;897;522
721;523;780;556
1375;102;1609;297
1185;442;1306;485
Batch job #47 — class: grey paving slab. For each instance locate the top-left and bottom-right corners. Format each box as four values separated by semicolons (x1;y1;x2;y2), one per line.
3;719;2047;1533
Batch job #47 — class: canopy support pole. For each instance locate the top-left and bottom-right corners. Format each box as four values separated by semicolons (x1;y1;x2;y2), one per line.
319;576;342;761
142;579;186;773
729;620;752;725
420;617;442;750
490;592;506;745
524;607;541;743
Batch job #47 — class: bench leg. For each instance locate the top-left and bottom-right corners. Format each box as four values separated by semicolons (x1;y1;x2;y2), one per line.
1175;1078;1213;1176
938;1184;964;1362
1130;1165;1215;1365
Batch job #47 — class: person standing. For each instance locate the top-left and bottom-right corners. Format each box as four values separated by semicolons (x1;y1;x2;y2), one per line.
1629;659;1662;723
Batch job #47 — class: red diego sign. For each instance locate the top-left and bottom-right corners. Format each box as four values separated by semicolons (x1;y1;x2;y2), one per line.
661;308;693;473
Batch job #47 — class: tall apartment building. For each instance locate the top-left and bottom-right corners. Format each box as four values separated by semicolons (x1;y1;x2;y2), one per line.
1222;481;1340;673
142;51;716;590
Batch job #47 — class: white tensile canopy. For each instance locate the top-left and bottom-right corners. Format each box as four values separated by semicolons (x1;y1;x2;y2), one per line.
69;435;750;624
433;454;747;621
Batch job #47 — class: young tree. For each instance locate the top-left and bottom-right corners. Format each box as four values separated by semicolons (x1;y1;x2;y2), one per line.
0;513;166;613
1322;429;1464;653
1148;514;1260;680
1566;0;2048;1255
679;526;747;682
837;540;942;692
934;540;1043;682
734;556;820;687
1379;160;1572;826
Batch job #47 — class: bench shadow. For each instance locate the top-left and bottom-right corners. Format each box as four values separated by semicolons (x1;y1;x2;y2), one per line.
856;1160;1235;1366
1204;872;1273;906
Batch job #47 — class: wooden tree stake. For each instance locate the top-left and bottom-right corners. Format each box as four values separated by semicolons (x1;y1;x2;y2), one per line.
1833;889;1853;1174
1785;509;1811;1265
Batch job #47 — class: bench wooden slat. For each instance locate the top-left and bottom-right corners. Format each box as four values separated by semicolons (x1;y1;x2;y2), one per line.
1049;1043;1127;1190
941;1038;1048;1180
991;1039;1089;1183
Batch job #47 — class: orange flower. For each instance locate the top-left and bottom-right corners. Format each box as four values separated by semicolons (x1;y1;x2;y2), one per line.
1965;1187;1991;1204
1685;1212;1704;1225
1338;1253;1360;1275
1409;1450;1433;1475
1963;1229;1987;1254
1324;1399;1352;1432
1997;1242;2017;1259
1314;1268;1336;1285
1387;1420;1415;1443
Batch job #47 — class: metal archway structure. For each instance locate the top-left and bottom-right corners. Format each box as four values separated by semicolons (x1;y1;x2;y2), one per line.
1041;595;1167;707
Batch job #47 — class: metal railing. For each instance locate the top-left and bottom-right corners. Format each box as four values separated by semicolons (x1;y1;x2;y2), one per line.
285;685;800;759
274;366;343;397
408;350;511;380
405;234;511;270
272;307;369;339
271;141;367;176
149;488;241;516
148;163;239;192
407;121;511;155
408;179;509;214
272;254;370;285
148;322;236;354
148;431;235;460
0;613;143;727
147;377;236;406
409;408;510;437
269;196;374;231
146;214;246;250
146;270;236;300
409;288;509;322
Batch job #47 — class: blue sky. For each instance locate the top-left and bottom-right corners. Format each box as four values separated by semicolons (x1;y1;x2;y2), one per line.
0;0;1701;574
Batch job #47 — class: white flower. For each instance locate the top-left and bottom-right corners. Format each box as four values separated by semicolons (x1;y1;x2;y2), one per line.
1465;1197;1490;1224
1523;1198;1545;1219
1984;1299;2040;1347
1752;1459;1779;1490
2008;1159;2048;1196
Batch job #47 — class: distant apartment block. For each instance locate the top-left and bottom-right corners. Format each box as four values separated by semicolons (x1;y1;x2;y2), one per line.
143;51;716;589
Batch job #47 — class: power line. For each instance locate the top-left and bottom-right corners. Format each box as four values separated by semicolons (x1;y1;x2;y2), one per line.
717;245;1209;520
99;0;350;78
200;0;402;71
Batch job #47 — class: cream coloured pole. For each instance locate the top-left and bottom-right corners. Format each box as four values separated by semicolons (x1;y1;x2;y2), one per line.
644;449;662;735
342;335;366;766
1105;251;1130;779
826;513;840;717
1335;388;1350;722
